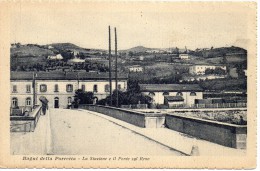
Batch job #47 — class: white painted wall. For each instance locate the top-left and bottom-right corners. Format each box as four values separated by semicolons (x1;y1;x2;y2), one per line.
142;91;203;106
11;79;128;109
189;65;227;75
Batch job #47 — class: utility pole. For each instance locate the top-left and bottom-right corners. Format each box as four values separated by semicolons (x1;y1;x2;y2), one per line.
108;26;112;106
115;27;118;107
32;72;35;107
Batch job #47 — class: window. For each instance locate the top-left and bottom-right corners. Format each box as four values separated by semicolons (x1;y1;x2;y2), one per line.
12;97;18;108
163;92;169;96
26;97;31;106
40;84;47;92
66;84;73;92
12;85;17;93
68;97;72;104
176;92;183;96
81;84;85;91
26;85;31;93
105;84;109;92
93;84;98;92
54;84;59;92
190;92;197;96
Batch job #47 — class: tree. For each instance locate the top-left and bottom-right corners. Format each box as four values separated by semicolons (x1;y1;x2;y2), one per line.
98;87;152;107
128;51;134;57
205;68;214;75
214;67;226;75
74;89;94;105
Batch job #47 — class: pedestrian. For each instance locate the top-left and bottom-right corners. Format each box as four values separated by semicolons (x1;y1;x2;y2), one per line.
39;96;49;115
42;103;48;115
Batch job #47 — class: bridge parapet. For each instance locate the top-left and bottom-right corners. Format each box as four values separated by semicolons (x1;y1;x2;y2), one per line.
79;105;165;128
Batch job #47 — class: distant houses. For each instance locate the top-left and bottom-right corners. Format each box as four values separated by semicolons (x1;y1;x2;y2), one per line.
179;54;189;60
127;65;143;72
189;64;227;75
181;75;227;82
139;84;203;107
47;54;63;60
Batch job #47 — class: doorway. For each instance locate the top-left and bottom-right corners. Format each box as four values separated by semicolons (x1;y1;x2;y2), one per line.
54;97;59;108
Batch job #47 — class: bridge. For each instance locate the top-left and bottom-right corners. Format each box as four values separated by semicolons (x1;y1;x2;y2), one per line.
11;108;246;156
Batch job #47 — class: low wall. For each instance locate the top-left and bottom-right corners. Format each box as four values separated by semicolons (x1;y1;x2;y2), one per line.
165;114;247;149
10;105;42;132
79;105;165;128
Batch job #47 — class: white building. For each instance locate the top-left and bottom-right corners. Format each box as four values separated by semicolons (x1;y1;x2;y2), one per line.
139;84;203;107
47;54;63;60
179;54;189;60
189;64;227;75
10;72;128;109
181;75;227;82
128;65;143;72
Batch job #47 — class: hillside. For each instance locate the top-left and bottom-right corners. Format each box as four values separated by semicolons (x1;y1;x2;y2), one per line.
120;46;154;53
11;44;55;57
190;46;247;58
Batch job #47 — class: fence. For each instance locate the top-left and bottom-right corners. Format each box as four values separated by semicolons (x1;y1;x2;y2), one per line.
121;104;148;109
168;103;247;109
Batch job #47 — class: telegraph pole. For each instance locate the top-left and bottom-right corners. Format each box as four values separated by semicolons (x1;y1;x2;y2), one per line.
108;26;112;106
115;27;118;107
33;72;35;107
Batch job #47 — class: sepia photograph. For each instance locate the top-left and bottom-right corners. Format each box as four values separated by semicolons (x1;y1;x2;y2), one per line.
0;0;257;169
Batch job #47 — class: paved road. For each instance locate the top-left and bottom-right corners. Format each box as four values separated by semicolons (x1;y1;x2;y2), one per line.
49;109;183;155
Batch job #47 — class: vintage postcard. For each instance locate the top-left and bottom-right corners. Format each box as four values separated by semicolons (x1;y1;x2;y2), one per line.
0;0;257;169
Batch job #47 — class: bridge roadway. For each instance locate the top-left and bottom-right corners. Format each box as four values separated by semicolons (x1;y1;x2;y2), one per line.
49;108;183;155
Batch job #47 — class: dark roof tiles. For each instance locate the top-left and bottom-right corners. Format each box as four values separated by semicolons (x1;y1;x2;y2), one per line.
139;84;203;92
11;71;128;80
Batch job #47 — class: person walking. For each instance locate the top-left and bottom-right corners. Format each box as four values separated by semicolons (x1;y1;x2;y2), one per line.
39;96;49;115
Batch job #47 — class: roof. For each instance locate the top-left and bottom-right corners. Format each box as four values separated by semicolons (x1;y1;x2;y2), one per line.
67;58;85;63
164;96;184;101
189;64;226;67
139;84;203;92
11;71;128;80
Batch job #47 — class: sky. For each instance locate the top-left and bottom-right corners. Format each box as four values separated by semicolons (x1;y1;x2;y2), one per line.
10;2;255;50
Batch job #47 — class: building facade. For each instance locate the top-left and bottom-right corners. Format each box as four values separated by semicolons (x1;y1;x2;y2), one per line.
128;65;143;72
10;71;128;109
139;84;203;107
189;64;227;75
179;54;189;60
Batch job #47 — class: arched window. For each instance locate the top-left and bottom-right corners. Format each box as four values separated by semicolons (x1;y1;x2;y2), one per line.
12;97;18;108
54;84;59;92
54;97;59;108
148;92;155;96
176;92;183;96
190;92;197;96
105;84;109;92
40;84;47;92
163;91;169;96
66;84;73;92
93;84;98;92
26;97;31;106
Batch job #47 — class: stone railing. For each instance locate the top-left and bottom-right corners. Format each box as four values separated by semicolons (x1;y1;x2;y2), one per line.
165;113;247;149
79;104;165;128
10;105;42;132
